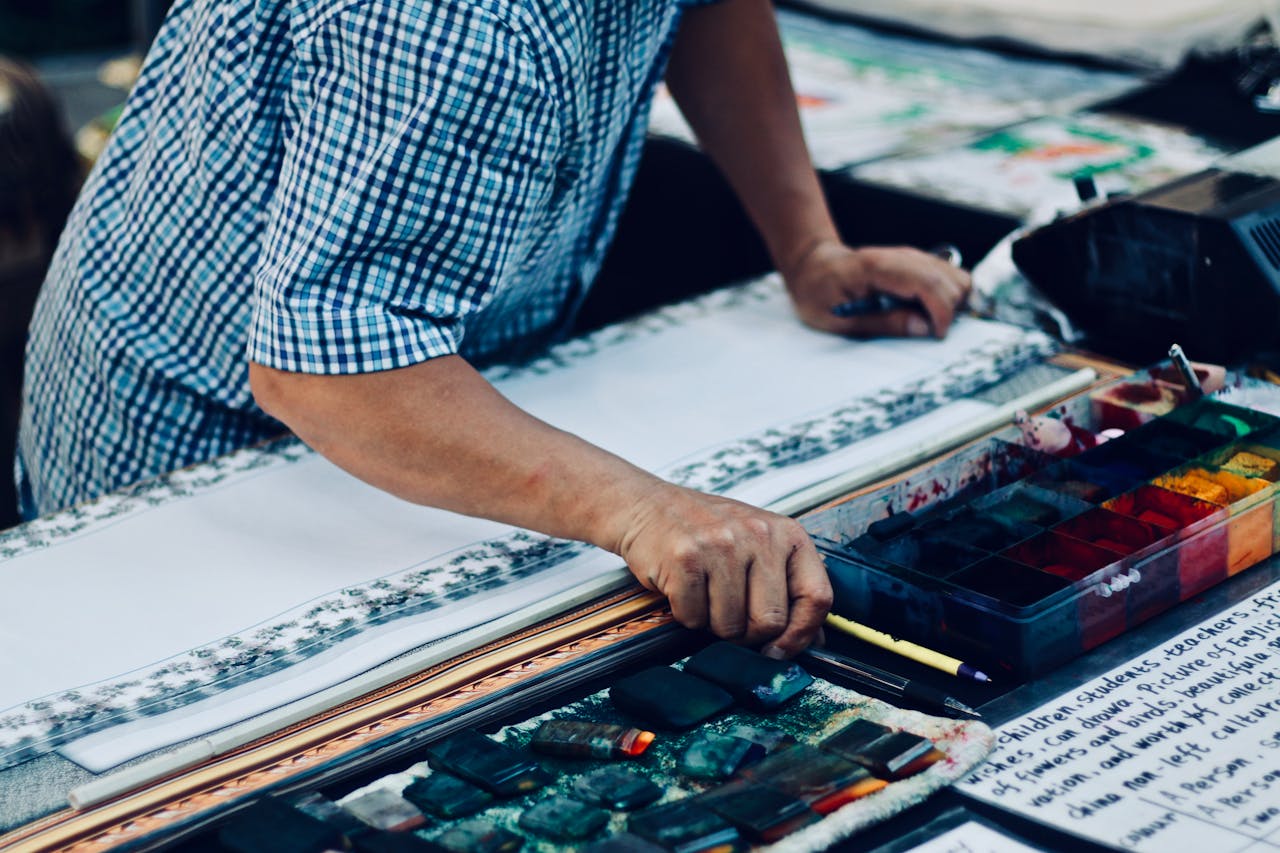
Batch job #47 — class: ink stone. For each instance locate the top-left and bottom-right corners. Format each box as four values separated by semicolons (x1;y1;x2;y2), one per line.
401;772;494;819
723;724;795;756
518;796;610;841
579;833;668;853
739;743;886;813
217;798;346;853
572;766;663;810
342;788;428;832
682;641;813;711
531;719;654;759
846;731;945;780
291;791;370;837
353;830;451;853
678;732;765;780
821;717;891;759
434;819;524;853
697;780;819;843
627;799;744;852
610;666;734;729
422;730;552;796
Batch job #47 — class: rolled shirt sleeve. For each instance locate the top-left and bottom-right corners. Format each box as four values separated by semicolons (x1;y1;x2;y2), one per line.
248;1;561;374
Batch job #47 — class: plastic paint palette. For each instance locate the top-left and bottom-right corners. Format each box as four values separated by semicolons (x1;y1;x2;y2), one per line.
806;389;1280;680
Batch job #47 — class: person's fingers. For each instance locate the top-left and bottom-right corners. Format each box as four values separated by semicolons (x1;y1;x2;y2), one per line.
953;265;974;305
617;487;832;652
829;308;933;340
707;546;749;640
793;248;953;338
763;540;833;658
864;251;961;338
744;543;789;646
661;559;711;632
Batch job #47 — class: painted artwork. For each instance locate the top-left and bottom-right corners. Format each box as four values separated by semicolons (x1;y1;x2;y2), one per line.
647;9;1142;170
852;114;1226;216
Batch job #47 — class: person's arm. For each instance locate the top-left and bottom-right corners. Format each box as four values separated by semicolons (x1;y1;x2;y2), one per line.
664;0;970;338
250;357;831;657
249;2;829;657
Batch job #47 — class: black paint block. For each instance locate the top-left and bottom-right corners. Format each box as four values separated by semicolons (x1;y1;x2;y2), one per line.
518;795;610;841
402;772;494;819
422;730;552;797
217;798;345;853
610;666;734;729
627;800;744;852
572;766;664;810
683;642;813;711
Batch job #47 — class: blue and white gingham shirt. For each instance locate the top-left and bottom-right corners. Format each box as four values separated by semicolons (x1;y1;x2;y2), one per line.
21;0;705;515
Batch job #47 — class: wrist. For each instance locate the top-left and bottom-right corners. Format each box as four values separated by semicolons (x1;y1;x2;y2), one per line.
578;468;674;557
776;230;841;284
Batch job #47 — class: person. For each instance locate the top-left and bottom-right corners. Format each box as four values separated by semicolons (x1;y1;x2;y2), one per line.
0;56;80;529
19;0;970;657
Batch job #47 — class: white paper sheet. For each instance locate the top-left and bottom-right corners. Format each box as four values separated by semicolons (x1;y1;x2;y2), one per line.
960;579;1280;852
0;277;1054;770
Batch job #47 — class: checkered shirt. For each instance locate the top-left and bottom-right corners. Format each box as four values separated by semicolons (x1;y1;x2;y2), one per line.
20;0;705;515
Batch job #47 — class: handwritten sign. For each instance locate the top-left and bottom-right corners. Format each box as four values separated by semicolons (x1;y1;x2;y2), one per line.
961;581;1280;851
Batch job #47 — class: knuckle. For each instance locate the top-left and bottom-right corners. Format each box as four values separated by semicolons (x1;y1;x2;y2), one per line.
676;560;707;587
698;525;739;558
670;537;705;568
862;252;886;278
782;520;811;547
716;618;748;640
744;516;773;542
785;517;808;536
750;608;788;637
676;609;709;631
806;582;835;612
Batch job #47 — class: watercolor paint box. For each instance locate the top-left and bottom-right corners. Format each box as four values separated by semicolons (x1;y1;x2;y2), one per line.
804;380;1280;680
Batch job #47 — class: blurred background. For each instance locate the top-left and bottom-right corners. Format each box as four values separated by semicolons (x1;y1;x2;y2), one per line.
0;0;170;528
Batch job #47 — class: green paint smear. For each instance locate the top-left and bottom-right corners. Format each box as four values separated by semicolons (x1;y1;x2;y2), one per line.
782;35;972;87
882;103;931;123
973;123;1158;182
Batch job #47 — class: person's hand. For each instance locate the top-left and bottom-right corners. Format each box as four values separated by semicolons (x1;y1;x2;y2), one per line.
782;240;971;339
614;482;832;658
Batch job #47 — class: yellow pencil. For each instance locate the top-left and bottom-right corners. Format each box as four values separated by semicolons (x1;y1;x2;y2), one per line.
825;613;992;683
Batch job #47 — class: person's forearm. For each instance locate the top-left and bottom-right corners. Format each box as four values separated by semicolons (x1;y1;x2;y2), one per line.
665;0;837;276
249;356;660;553
249;355;832;656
